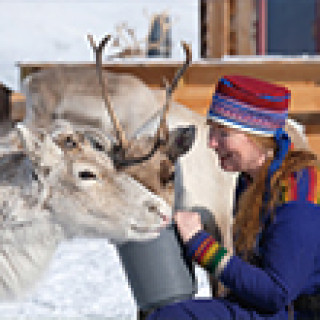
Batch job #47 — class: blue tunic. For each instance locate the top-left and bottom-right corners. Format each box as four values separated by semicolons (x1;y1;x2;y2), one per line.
147;168;320;320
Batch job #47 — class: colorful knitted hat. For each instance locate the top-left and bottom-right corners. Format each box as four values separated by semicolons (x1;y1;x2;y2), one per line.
207;75;290;136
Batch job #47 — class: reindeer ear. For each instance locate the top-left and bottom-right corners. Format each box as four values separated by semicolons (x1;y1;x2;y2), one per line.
165;125;196;163
0;128;24;157
16;123;63;169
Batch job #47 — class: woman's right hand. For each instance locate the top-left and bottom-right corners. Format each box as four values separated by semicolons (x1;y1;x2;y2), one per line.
173;211;203;243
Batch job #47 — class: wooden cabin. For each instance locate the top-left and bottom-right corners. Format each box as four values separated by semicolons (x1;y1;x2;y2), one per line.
12;0;320;155
200;0;320;57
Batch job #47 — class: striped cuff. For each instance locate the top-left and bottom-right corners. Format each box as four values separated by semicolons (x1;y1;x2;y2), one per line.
185;230;228;274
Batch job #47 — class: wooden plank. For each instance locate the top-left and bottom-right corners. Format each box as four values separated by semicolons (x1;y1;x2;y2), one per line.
276;82;320;113
183;62;320;85
234;0;255;55
206;0;230;58
305;123;320;134
175;82;320;119
290;113;320;126
174;81;320;115
18;60;320;86
17;60;320;117
173;85;214;115
257;0;267;54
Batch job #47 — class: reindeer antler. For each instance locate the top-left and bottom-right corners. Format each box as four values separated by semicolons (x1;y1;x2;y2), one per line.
114;41;192;169
87;34;129;149
167;41;192;96
155;41;192;145
118;41;192;168
87;35;191;169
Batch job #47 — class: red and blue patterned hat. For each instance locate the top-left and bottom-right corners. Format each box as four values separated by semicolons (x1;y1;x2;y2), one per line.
207;75;290;136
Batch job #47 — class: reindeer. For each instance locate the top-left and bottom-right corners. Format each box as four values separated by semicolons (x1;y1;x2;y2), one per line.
0;35;238;302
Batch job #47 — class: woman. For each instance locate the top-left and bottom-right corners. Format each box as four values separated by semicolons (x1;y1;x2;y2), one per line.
147;75;320;319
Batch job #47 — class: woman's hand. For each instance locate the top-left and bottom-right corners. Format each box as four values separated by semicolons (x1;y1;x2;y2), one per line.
174;211;203;243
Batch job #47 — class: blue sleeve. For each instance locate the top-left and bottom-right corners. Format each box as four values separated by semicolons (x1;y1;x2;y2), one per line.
220;202;320;313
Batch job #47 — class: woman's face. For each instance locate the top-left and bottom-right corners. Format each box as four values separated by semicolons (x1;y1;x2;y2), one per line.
208;123;266;175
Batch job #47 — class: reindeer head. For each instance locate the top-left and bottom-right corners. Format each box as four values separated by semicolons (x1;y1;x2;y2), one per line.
15;37;194;243
13;122;172;243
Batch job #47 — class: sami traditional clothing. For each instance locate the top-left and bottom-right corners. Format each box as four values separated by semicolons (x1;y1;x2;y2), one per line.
147;166;320;320
147;75;319;319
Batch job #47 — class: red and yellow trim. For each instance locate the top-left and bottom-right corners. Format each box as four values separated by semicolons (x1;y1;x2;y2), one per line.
281;173;297;202
281;166;320;205
188;231;228;273
307;166;316;203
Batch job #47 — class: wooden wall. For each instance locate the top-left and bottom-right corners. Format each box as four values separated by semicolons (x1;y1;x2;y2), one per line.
200;0;257;58
17;60;320;155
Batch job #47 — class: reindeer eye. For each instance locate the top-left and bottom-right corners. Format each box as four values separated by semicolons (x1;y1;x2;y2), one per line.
86;136;105;152
91;139;104;152
64;136;77;149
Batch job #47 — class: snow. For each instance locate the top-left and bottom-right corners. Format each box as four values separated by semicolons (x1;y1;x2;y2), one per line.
0;239;136;319
0;0;200;91
0;1;211;319
0;238;211;319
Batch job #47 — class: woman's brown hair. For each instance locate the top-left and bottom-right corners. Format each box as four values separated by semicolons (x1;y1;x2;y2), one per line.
233;133;319;258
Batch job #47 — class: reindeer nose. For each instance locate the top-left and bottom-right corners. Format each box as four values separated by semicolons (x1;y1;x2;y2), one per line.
73;163;99;181
78;170;97;180
143;200;170;224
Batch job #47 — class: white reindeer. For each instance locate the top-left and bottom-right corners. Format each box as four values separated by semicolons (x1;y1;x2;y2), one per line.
0;34;238;301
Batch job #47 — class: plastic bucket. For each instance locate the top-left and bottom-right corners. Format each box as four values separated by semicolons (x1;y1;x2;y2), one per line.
116;223;196;311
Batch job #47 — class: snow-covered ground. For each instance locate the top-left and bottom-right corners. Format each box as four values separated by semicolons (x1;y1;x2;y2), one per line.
0;1;210;319
0;239;137;320
0;238;211;320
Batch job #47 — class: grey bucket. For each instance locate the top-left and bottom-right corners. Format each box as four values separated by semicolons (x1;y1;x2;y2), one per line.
116;223;197;311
